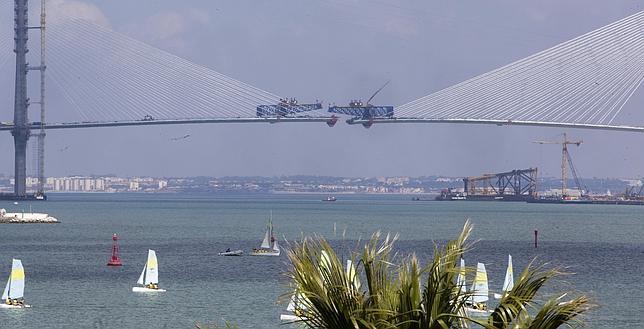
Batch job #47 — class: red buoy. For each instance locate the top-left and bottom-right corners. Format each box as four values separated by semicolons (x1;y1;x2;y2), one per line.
107;233;123;266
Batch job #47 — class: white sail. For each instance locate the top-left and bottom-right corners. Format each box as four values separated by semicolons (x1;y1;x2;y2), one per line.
286;294;296;312
144;250;159;284
272;239;280;252
456;258;466;294
320;250;331;272
502;255;514;293
137;264;147;285
284;291;308;315
260;229;271;249
471;262;489;303
1;273;9;301
346;259;361;290
2;259;25;300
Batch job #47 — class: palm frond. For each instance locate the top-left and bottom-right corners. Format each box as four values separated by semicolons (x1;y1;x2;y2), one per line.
419;220;474;329
284;220;590;329
522;294;592;329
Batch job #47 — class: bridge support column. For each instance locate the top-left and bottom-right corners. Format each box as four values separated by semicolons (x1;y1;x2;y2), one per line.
13;0;30;198
12;134;28;197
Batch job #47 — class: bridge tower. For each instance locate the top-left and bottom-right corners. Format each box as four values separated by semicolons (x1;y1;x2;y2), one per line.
12;0;31;198
34;0;46;197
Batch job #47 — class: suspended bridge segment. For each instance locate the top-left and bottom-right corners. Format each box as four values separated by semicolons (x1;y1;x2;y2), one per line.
0;117;337;131
347;11;644;131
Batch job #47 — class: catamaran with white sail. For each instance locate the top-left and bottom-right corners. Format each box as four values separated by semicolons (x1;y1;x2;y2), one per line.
494;254;514;299
132;250;166;292
250;217;280;256
465;262;491;316
280;292;307;323
1;259;30;309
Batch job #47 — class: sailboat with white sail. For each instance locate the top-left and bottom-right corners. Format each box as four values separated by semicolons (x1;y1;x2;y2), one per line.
456;258;466;296
132;250;166;292
494;254;514;299
465;262;491;316
250;216;280;256
280;292;307;323
1;259;30;309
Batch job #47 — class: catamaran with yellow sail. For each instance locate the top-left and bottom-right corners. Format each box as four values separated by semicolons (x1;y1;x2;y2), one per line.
465;262;491;316
132;250;166;292
1;259;30;309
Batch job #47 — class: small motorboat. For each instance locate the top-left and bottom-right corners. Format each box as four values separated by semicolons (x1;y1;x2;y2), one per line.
218;249;243;256
322;196;336;202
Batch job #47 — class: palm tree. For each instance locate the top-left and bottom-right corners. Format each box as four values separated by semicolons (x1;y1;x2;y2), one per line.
285;220;591;328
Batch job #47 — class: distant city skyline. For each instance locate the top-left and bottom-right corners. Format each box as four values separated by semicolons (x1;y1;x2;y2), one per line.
0;0;642;179
0;173;637;195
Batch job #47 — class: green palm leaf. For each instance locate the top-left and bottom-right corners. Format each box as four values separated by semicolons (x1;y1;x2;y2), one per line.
285;220;590;329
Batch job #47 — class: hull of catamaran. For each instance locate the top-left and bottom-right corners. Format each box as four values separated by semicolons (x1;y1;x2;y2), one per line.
250;249;280;256
280;314;302;322
0;303;31;309
132;287;166;292
465;307;491;317
218;250;244;256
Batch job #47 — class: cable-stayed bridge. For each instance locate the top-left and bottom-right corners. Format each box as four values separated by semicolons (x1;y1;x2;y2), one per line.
348;10;644;130
0;1;642;199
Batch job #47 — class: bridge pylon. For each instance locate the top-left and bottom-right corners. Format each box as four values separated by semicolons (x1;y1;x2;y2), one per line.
12;0;31;198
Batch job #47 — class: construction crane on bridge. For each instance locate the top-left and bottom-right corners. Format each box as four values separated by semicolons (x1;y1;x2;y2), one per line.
256;98;322;117
534;133;586;198
328;81;394;128
256;98;339;126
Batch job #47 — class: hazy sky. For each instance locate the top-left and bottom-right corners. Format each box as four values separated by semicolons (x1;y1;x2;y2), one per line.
0;0;642;179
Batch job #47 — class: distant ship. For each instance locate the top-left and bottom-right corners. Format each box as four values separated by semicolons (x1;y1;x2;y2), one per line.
434;189;467;201
322;196;336;202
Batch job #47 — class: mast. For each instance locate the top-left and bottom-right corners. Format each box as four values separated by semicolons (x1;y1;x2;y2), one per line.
562;133;567;197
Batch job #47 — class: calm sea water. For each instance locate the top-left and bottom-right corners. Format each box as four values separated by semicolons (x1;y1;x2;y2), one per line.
0;193;642;328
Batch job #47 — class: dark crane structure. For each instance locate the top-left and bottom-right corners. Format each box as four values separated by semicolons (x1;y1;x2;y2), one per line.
328;81;394;128
624;183;644;200
463;168;538;200
534;133;586;198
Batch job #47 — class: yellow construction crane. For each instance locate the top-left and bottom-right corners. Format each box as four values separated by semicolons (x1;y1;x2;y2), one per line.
533;133;584;198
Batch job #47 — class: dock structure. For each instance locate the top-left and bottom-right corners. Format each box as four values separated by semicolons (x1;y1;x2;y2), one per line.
0;208;58;223
463;168;538;201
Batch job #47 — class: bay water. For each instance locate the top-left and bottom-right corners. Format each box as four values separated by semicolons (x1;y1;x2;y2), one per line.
0;193;642;328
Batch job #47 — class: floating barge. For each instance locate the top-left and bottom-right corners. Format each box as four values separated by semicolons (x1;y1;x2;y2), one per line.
433;168;538;202
0;193;47;201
